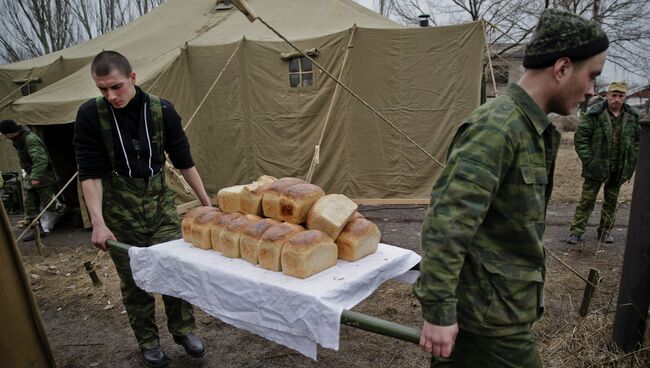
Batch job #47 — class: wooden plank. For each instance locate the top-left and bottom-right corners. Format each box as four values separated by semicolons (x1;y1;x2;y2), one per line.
176;200;200;215
579;268;600;317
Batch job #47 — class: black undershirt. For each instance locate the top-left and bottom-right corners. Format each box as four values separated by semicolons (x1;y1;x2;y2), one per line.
73;87;194;180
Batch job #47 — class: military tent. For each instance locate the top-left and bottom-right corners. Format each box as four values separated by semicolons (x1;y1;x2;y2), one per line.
0;0;484;203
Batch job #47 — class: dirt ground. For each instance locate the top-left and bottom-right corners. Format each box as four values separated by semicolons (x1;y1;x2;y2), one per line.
10;131;650;367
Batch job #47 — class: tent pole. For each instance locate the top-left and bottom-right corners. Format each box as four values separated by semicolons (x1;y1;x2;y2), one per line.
305;25;358;183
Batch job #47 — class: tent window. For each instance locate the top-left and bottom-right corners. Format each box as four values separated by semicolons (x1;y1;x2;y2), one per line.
19;81;39;96
288;57;314;88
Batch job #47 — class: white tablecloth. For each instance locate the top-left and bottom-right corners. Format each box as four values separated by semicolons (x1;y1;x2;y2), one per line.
129;240;420;360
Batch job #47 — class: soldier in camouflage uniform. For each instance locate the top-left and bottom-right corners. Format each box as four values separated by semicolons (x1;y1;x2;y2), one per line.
0;119;63;241
414;9;609;367
567;81;640;244
73;51;212;367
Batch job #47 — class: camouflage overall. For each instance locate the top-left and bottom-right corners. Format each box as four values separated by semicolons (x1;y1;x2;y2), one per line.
415;84;560;367
96;95;195;349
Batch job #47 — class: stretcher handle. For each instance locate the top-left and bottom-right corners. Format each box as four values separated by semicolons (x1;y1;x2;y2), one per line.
106;239;131;253
340;310;421;344
107;240;422;344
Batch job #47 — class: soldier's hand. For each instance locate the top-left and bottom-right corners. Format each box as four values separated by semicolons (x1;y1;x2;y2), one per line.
91;223;116;252
30;179;40;186
420;321;458;358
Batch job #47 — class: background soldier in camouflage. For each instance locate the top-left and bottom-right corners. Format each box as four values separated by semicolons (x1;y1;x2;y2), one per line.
74;51;212;367
414;9;609;367
0;119;63;241
567;81;640;244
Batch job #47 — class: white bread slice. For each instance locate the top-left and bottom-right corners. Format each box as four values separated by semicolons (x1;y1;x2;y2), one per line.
306;194;358;239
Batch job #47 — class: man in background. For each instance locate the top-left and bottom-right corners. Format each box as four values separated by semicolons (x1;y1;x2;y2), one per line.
567;81;640;244
0;119;63;241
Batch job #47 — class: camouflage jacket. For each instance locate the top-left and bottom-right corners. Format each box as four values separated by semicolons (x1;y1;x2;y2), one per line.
574;101;640;183
12;126;56;189
414;83;560;337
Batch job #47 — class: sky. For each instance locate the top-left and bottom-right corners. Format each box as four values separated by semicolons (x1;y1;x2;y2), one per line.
352;0;647;87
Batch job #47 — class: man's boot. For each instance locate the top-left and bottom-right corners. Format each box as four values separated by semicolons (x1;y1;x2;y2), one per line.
141;345;168;367
566;234;582;244
173;332;206;358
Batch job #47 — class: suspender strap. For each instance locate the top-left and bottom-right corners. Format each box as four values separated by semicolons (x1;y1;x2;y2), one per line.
148;94;165;163
96;94;166;174
95;96;116;169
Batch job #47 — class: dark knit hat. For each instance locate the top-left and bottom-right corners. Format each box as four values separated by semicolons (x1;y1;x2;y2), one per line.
523;9;609;69
0;119;20;134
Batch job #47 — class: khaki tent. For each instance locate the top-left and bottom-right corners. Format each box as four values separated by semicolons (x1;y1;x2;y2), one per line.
0;0;484;203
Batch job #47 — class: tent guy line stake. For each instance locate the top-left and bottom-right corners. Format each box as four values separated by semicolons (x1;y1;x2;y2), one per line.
250;15;445;169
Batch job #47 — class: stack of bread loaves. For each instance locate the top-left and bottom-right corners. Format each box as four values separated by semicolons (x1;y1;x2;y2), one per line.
181;176;381;278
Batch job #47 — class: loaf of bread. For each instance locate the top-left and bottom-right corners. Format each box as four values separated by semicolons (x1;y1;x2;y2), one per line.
216;185;246;213
258;222;304;271
220;214;262;258
335;218;380;261
210;212;243;252
262;178;305;219
182;206;218;243
191;210;225;250
240;176;277;215
350;212;365;220
240;218;281;264
306;194;358;239
281;230;338;279
277;183;325;224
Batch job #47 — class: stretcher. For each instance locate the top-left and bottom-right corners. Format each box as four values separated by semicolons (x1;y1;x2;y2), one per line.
107;239;422;359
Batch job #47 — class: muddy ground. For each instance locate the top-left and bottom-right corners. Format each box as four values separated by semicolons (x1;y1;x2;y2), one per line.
10;132;650;367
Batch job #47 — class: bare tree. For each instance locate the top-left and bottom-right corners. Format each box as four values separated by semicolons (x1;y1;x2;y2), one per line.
0;0;78;62
383;0;650;80
0;0;166;63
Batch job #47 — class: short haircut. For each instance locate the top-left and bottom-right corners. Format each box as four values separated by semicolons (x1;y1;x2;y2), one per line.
91;51;132;77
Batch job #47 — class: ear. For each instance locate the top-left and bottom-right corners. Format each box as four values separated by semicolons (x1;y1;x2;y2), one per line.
130;72;137;85
552;57;572;83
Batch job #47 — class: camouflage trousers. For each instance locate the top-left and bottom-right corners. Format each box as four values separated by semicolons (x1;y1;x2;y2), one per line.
23;184;57;222
431;329;541;368
103;171;195;350
569;176;621;237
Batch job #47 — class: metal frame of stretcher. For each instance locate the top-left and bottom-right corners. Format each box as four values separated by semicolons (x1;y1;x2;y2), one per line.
106;239;422;345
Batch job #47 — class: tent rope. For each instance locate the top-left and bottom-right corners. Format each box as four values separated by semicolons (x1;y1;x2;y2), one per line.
481;20;499;97
305;25;358;183
183;38;243;132
255;16;445;169
145;56;178;94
